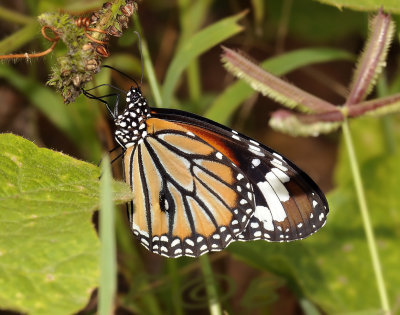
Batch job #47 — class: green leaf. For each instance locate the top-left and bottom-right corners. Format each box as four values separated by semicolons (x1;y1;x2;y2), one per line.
0;134;132;315
161;11;247;108
315;0;400;14
205;48;354;124
228;118;400;313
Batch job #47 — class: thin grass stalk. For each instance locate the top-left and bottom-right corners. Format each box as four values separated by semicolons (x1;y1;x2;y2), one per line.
167;259;184;315
376;76;397;155
342;120;390;314
177;0;201;102
132;15;163;108
0;6;34;25
99;156;117;315
199;254;222;315
0;21;39;55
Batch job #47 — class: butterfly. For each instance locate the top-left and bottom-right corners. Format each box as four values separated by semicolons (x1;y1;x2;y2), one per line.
84;80;329;258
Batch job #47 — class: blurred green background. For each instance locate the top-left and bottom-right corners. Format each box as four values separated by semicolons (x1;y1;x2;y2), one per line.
0;0;399;314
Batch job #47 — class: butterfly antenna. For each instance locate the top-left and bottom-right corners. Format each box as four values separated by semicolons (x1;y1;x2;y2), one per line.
102;65;140;88
133;31;144;85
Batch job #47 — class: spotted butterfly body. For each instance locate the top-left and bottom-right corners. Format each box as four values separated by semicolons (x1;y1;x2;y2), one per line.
113;87;328;258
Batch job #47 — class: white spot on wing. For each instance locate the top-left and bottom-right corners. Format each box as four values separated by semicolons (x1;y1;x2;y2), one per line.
249;144;261;152
254;231;262;237
186;239;195;246
271;168;290;183
265;172;289;202
271;159;288;172
252;158;261;167
171;239;180;247
250;222;259;228
253;206;274;231
256;181;287;222
186;131;195;137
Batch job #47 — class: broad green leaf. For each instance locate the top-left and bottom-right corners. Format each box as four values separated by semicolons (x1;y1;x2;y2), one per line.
205;48;354;124
315;0;400;14
0;64;102;162
228;118;400;313
161;11;246;108
0;134;132;315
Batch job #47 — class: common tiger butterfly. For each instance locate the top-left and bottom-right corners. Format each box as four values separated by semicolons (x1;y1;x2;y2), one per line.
85;80;329;258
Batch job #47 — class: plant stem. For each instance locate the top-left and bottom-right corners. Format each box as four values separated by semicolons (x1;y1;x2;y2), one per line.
199;254;222;315
342;120;390;314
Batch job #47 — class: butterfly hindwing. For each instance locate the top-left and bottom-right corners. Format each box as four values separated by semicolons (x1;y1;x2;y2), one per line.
124;118;255;257
151;108;329;243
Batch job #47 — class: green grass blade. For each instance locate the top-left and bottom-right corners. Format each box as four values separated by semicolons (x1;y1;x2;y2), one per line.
99;156;117;315
161;11;247;108
0;20;38;54
199;255;222;315
133;15;163;108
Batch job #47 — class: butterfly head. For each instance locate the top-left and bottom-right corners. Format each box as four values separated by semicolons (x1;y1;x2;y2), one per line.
114;87;151;148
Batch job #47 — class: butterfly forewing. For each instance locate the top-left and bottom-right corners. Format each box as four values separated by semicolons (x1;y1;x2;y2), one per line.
151;108;329;243
124;118;255;257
